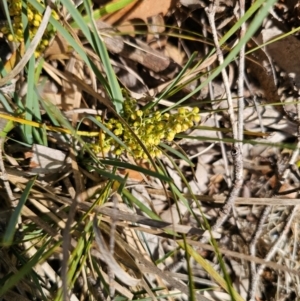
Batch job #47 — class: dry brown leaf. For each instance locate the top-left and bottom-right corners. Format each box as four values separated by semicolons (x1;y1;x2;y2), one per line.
103;0;174;26
44;33;69;58
164;42;186;65
117;167;144;181
278;183;298;199
208;174;223;196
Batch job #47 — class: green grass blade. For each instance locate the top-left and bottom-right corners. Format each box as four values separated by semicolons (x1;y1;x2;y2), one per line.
2;176;37;246
159;143;194;166
122;188;161;221
83;0;124;113
0;238;50;296
0;0;14;35
100;158;173;182
177;241;245;301
23;56;36;144
59;0;124;111
71;0;137;29
88;164;126;183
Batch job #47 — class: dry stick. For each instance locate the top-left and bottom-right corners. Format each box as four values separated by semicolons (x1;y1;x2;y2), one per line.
248;205;271;299
205;5;244;231
201;13;232;188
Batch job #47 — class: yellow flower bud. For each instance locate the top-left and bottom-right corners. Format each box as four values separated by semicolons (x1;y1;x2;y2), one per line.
193;115;201;123
136;110;143;117
33;19;40;27
167;132;175;141
155;149;162;157
34;14;42;22
192;107;200;114
173;124;182;133
42;39;49;46
51;11;59;20
7;34;14;41
178;107;187;115
115;149;122;155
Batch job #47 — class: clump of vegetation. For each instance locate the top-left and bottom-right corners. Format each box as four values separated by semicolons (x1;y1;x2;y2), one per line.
93;98;200;159
0;0;58;57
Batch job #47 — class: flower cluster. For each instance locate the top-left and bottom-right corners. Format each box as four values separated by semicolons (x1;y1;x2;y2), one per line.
93;98;200;159
1;0;58;57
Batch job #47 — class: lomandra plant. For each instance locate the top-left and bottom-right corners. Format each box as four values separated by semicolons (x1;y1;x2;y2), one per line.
0;0;282;300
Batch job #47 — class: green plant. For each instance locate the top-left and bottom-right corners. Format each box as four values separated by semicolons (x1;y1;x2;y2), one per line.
93;96;200;159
